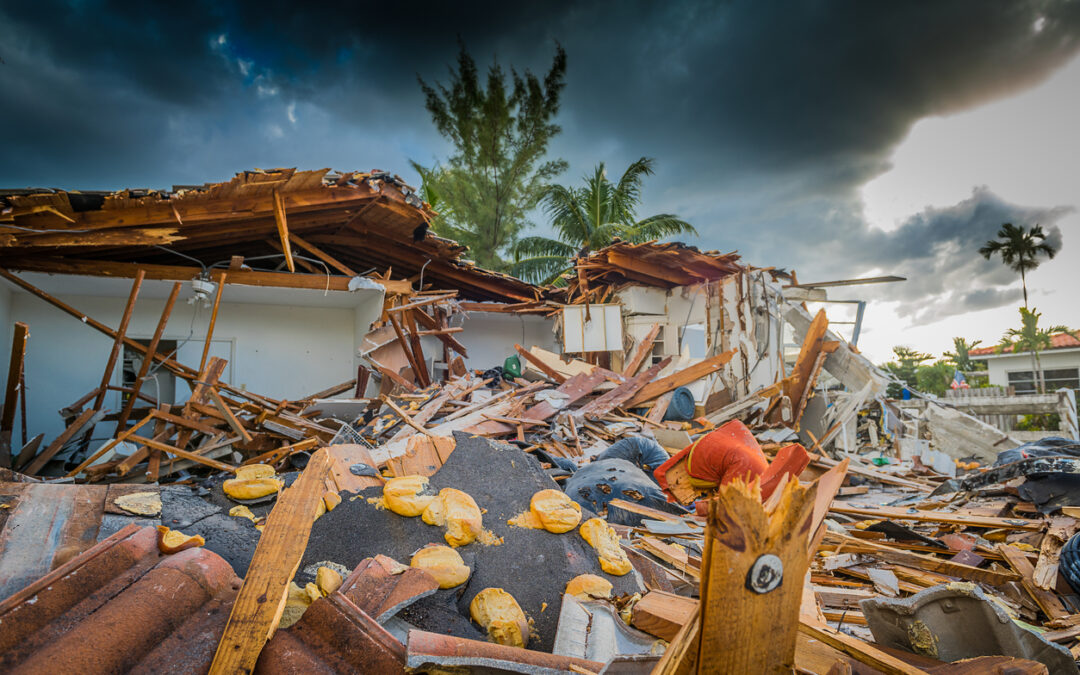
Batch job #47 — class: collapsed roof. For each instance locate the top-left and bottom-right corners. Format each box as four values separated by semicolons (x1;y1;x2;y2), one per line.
0;168;539;303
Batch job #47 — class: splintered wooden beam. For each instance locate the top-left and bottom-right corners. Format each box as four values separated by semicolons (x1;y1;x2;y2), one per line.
116;281;181;431
91;270;145;412
403;310;429;387
22;408;99;476
386;311;426;387
272;188;295;273
209;389;254;444
0;322;29;468
515;343;567;384
622;322;661;377
625;348;738;408
210;448;332;674
697;479;816;672
64;413;155;477
126;434;236;472
200;272;227;373
288;232;357;277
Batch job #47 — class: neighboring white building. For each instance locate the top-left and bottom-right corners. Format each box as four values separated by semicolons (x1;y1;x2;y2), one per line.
969;331;1080;395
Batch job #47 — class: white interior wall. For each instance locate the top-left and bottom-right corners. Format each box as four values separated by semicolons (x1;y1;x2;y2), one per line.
452;312;559;371
8;283;382;442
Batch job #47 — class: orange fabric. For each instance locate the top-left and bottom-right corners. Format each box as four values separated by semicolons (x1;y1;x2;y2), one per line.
652;420;769;503
684;419;768;486
759;443;810;500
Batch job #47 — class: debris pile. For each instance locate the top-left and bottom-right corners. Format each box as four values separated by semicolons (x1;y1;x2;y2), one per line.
2;167;1080;673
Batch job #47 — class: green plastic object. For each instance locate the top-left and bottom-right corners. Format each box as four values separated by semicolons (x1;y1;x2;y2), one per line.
871;456;891;466
503;354;522;380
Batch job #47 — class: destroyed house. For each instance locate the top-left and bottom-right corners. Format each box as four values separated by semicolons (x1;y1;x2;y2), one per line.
0;168;552;442
7;166;1080;675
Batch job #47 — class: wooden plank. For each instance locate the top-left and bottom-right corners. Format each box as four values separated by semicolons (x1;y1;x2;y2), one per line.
411;307;468;358
797;621;925;675
126;434;236;472
828;504;1042;531
271;188;295;273
325;444;384;493
23;408;98;476
386;311;426;388
625;349;738;408
381;396;435;438
387;435;456;478
0;322;29;468
999;544;1070;620
1034;517;1077;591
646;391;676;425
631;591;698;642
807;458;850;559
210;448;333;674
823;533;1019;586
622;322;661;377
116;281;181;430
149;408;221;436
209;389;254;444
468;371;606;436
289;232;357;277
514;343;567;384
575;357;671;420
64;413;155;477
200;271;227;373
90;270;145;415
403;310;430;387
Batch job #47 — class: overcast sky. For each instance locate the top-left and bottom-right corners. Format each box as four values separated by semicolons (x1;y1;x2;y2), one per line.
2;1;1078;363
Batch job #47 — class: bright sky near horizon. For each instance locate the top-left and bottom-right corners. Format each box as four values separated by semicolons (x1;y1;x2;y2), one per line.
853;55;1080;363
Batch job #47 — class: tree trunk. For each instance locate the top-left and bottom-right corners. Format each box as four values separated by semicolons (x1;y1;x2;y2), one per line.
1021;267;1029;308
1035;349;1046;394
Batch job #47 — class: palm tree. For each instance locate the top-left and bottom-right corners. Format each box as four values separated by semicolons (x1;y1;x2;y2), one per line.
996;307;1070;393
943;337;984;373
509;157;697;284
979;223;1058;308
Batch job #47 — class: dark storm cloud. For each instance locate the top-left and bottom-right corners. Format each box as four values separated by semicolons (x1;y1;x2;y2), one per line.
0;1;1078;327
804;187;1071;325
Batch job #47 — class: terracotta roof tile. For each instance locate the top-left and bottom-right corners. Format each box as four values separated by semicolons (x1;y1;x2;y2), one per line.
968;330;1080;356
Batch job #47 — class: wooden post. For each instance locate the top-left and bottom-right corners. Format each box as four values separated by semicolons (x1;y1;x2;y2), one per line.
0;322;29;468
210;447;332;674
272;189;295;273
663;478;817;674
90;271;145;413
200;271;227;373
115;282;181;431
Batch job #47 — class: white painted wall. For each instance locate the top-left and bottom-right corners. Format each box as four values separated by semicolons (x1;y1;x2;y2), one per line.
452;312;559;371
5;274;385;443
985;348;1080;388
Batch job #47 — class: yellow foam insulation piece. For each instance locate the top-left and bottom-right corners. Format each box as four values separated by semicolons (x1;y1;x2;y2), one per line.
279;581;314;629
316;566;343;596
323;491;342;512
235;464;276;481
564;574;613;601
509;489;581;533
113;491;162;516
422;488;483;547
229;504;258;523
304;582;322;603
223;477;283;500
470;587;529;648
155;525;205;554
384;475;437;517
411;545;471;589
579;517;632;576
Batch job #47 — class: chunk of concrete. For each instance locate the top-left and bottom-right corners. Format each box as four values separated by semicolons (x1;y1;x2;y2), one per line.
861;582;1078;674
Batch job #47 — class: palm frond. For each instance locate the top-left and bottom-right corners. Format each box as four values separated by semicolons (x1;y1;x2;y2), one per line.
510;235;578;259
507;255;572;285
541;184;590;246
624;214;698;242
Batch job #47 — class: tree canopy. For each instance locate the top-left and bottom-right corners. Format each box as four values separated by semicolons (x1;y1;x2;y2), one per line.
509;157;697;284
414;42;568;270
